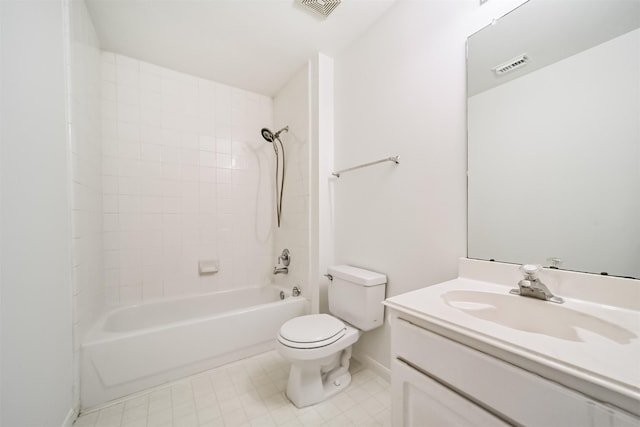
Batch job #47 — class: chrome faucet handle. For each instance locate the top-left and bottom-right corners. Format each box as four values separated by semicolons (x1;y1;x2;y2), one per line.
274;249;290;275
520;264;541;279
279;248;291;267
510;264;564;304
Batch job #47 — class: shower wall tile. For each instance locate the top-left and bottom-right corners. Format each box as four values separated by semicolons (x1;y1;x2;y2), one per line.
102;52;275;306
273;65;311;296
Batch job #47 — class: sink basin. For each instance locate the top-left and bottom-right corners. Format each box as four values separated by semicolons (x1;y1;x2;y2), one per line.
442;290;636;344
383;265;640;417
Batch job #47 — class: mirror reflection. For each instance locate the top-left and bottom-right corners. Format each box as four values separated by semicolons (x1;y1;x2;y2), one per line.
467;0;640;279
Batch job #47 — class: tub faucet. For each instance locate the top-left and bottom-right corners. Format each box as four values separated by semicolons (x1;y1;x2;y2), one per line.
273;266;288;275
279;248;290;266
510;264;564;304
273;248;290;275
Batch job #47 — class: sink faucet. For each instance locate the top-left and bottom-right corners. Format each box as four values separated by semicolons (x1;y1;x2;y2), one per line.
273;248;290;275
510;264;564;304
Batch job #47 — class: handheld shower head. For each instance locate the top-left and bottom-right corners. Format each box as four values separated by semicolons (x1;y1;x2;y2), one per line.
261;126;289;143
259;125;289;228
261;128;275;143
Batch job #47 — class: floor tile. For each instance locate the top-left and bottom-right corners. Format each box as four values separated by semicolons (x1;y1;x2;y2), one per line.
74;350;390;427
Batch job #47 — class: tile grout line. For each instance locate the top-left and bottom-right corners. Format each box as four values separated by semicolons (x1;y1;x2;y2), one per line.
75;350;391;427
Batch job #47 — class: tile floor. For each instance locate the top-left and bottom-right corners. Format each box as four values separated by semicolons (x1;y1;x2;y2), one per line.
74;351;391;427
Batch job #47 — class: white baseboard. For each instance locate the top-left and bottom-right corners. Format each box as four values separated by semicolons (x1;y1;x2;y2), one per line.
352;351;391;383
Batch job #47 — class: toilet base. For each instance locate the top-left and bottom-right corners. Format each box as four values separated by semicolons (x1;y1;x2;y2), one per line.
285;346;353;408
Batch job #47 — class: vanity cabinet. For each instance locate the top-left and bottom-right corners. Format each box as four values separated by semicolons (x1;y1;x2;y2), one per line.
390;313;639;427
392;357;508;426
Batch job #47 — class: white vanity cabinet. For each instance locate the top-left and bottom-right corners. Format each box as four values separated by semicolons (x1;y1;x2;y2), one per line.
388;312;640;427
392;356;508;426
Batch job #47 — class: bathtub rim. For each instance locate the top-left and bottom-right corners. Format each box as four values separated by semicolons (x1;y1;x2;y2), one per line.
84;285;303;345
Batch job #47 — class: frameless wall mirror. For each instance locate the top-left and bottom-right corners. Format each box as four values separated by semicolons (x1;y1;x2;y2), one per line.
467;0;640;279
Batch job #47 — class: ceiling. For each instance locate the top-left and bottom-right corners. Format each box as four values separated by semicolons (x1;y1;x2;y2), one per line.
467;0;640;96
85;0;397;97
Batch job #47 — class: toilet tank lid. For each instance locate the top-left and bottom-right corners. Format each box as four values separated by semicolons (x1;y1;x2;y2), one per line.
327;265;387;286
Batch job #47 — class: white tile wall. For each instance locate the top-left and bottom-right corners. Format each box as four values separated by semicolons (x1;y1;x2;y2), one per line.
273;66;311;296
102;53;275;306
68;0;104;408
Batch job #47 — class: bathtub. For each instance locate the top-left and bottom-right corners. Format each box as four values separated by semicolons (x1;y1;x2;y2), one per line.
81;285;308;409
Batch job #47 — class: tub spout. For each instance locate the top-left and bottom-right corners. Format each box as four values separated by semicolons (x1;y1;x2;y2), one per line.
274;248;290;275
274;266;288;275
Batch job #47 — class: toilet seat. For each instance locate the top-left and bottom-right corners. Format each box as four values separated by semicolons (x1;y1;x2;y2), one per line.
278;314;346;349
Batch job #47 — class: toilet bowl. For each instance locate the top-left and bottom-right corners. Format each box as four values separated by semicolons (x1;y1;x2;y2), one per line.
276;313;361;407
276;265;387;408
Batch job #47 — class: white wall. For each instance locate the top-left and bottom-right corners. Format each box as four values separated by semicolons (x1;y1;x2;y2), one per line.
310;53;335;314
273;65;311;296
332;0;526;369
0;1;74;425
67;0;103;409
468;28;640;278
101;53;275;306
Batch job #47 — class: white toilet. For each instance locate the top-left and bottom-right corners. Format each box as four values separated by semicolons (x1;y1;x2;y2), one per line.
276;265;387;408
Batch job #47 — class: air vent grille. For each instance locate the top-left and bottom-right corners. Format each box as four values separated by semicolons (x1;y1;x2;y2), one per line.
493;54;529;75
300;0;342;17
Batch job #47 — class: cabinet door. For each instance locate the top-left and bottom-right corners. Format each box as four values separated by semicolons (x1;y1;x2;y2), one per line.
589;402;640;427
392;317;640;426
392;358;509;427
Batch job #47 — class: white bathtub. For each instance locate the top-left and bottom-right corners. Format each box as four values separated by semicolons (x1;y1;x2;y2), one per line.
81;286;308;409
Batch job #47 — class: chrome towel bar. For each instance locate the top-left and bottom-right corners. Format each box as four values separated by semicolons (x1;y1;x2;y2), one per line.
332;155;400;178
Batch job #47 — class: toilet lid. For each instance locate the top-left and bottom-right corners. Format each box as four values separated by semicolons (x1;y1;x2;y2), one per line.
279;314;346;348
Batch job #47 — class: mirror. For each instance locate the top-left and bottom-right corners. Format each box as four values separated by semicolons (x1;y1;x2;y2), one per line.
467;0;640;279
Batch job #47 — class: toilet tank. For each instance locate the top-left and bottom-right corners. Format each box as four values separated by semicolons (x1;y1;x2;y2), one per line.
327;265;387;331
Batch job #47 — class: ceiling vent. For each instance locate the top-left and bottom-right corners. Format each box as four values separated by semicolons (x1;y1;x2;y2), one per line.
493;54;529;75
299;0;342;18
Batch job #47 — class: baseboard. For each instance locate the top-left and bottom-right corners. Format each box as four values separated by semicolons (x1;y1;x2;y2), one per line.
352;351;391;383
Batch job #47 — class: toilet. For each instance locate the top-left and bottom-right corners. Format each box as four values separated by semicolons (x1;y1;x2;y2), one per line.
276;265;387;408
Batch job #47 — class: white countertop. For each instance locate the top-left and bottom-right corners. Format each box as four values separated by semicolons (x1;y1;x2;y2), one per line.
384;275;640;416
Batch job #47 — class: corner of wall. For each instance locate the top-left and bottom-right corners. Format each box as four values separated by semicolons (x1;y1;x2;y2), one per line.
272;64;311;301
65;0;105;416
309;52;335;315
